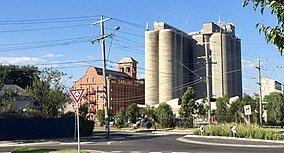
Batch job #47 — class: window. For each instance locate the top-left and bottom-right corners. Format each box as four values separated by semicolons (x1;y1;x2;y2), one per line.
120;68;124;72
92;78;95;82
126;67;130;72
87;78;90;83
97;86;102;91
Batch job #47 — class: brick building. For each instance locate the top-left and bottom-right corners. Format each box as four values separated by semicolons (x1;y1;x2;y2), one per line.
72;57;144;121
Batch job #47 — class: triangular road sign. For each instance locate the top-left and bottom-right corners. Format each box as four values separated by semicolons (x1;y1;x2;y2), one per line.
69;89;85;103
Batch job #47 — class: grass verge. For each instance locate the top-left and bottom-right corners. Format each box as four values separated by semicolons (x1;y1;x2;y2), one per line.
11;147;88;153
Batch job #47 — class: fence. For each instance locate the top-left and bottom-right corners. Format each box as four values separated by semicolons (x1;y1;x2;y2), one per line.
0;117;75;140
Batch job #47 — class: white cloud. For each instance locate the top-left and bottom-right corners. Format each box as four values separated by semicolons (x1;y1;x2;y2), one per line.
42;53;64;58
0;57;45;65
43;53;55;58
242;59;256;69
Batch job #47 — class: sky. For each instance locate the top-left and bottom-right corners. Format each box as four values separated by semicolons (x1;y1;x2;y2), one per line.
0;0;283;95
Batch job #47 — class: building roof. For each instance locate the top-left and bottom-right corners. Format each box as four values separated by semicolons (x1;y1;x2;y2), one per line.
94;67;132;79
117;57;138;64
0;84;29;97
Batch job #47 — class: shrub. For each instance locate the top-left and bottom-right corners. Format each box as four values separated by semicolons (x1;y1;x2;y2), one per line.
146;122;152;129
193;123;283;140
80;117;95;136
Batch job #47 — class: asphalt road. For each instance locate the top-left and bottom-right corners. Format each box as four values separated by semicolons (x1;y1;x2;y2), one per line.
1;132;284;153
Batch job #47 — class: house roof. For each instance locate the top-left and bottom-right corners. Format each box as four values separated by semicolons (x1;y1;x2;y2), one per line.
117;57;138;64
0;84;29;96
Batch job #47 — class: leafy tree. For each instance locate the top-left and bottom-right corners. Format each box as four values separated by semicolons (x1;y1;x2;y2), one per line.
179;87;198;128
155;102;175;128
0;88;16;112
138;105;157;129
264;92;284;125
115;107;127;129
126;103;140;123
179;87;196;118
215;96;230;122
26;68;70;117
228;98;243;122
96;109;105;126
229;95;258;124
243;0;284;55
0;65;38;89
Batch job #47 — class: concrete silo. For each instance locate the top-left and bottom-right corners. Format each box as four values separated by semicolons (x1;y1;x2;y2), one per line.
176;33;184;98
159;29;177;103
145;31;159;106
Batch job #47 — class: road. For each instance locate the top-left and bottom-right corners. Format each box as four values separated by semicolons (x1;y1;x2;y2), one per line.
1;132;284;153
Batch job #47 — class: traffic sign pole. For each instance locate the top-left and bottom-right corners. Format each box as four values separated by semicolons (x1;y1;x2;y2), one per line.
69;89;85;153
77;105;80;153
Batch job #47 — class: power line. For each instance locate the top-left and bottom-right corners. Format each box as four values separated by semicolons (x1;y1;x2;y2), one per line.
0;15;101;25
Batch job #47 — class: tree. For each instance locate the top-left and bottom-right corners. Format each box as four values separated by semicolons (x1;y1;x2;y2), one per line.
26;68;70;117
115;107;127;129
229;95;258;124
264;92;284;125
155;102;175;128
179;87;196;118
126;103;140;123
179;87;198;128
0;88;16;112
215;96;230;122
139;105;157;129
96;109;105;126
243;0;284;55
0;65;38;89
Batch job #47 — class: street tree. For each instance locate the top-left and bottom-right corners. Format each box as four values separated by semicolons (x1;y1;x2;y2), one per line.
26;68;70;117
215;96;230;122
243;0;284;55
96;109;105;126
0;88;16;112
264;92;284;125
155;102;175;128
179;87;198;128
140;105;157;129
0;65;38;89
115;107;127;129
126;103;140;123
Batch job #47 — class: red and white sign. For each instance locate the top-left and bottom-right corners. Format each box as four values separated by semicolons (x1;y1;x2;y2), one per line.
244;105;252;115
69;89;85;103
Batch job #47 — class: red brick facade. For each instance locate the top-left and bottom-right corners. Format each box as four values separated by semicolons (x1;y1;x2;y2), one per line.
72;58;144;121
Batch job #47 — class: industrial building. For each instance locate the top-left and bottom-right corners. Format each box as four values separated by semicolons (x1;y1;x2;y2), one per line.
261;77;284;100
72;57;144;121
145;21;242;106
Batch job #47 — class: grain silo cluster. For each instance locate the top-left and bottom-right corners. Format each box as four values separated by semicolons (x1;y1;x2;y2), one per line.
145;21;242;106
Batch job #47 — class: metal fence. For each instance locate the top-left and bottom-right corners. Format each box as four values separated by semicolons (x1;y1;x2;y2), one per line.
0;117;75;140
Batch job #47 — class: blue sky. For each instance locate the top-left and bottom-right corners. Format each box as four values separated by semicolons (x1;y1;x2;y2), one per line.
0;0;282;95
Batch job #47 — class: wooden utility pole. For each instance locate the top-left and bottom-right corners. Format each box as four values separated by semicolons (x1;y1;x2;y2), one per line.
92;16;112;139
256;57;263;125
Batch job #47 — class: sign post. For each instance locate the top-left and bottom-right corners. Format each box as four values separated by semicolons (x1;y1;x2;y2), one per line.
244;105;252;124
69;89;85;153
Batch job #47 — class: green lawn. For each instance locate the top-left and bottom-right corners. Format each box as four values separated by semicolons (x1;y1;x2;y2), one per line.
12;147;88;153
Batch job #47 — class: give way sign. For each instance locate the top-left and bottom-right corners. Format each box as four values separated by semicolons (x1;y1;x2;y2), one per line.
244;105;252;115
69;89;85;103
